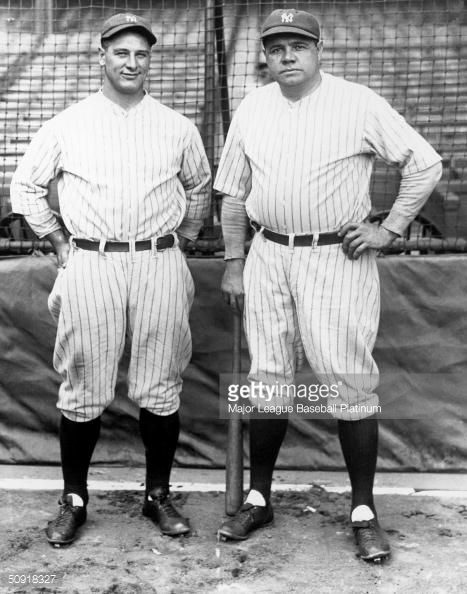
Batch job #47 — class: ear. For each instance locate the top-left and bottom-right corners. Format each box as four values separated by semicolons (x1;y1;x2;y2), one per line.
98;47;105;66
317;40;324;60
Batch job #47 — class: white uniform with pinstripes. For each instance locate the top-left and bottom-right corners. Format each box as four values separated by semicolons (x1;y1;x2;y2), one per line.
214;72;441;420
11;91;211;421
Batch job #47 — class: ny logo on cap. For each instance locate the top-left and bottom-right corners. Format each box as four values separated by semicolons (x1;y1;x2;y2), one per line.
126;15;137;22
281;12;294;23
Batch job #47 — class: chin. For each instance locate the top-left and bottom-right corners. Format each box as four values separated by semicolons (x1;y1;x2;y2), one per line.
118;83;143;94
279;72;303;82
280;77;304;87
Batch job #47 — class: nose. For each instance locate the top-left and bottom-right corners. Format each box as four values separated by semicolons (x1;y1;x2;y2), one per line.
126;53;137;70
282;46;295;62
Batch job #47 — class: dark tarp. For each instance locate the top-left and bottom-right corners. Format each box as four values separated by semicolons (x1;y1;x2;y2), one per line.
0;254;466;470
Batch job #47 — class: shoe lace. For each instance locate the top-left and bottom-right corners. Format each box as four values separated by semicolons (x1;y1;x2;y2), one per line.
356;519;380;545
236;506;257;528
158;496;181;519
53;502;76;528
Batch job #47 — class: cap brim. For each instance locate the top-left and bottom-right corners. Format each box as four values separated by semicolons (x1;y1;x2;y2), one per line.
101;24;157;45
261;26;319;41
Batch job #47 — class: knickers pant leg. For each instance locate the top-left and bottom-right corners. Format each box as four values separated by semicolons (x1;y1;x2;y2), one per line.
52;250;127;421
127;247;194;415
291;245;381;420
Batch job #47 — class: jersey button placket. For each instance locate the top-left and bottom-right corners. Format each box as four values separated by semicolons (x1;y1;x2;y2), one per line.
125;111;137;240
282;105;296;229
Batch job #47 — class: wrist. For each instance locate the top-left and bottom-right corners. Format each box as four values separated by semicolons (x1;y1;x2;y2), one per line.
380;225;399;243
177;234;189;249
45;229;68;250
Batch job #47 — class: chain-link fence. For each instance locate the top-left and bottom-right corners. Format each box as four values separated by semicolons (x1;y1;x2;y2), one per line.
0;0;466;254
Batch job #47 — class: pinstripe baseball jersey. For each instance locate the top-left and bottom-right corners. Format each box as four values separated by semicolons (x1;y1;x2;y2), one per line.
11;91;211;241
214;72;441;236
217;70;441;421
11;89;211;421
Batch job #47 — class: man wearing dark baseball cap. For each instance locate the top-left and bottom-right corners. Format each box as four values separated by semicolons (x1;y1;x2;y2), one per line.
216;6;442;566
101;12;157;46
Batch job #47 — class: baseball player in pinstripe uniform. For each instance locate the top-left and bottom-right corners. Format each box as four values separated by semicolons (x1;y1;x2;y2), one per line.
10;13;211;546
215;9;442;561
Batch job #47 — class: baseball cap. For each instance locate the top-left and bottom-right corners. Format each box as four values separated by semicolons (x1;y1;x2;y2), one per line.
260;9;321;42
101;13;157;46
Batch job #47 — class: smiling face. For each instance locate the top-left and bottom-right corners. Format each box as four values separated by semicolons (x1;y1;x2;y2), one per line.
263;34;323;97
99;30;151;103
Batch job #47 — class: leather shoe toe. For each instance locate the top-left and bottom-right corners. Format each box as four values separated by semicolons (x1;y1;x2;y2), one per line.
45;495;86;546
218;503;274;541
353;518;391;561
143;487;190;536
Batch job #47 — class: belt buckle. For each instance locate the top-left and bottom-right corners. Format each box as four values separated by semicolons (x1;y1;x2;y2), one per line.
151;236;159;258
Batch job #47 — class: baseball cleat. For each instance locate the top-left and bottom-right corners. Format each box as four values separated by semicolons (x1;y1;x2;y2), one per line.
143;487;190;536
217;502;274;541
46;495;87;546
352;518;391;562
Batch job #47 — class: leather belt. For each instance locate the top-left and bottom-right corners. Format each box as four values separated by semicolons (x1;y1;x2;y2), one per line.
74;235;175;252
251;221;342;247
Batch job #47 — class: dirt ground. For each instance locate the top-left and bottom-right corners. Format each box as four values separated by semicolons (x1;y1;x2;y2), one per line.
1;484;466;594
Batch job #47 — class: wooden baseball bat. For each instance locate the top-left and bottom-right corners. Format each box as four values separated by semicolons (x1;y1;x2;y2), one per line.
0;239;54;253
225;310;243;515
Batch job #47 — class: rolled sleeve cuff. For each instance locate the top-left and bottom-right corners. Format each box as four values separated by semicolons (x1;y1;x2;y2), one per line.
23;211;61;239
380;211;408;237
224;246;246;260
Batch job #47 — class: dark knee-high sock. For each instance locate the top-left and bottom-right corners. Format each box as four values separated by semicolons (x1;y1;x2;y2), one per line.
60;415;101;505
139;408;180;494
337;415;378;513
249;418;288;503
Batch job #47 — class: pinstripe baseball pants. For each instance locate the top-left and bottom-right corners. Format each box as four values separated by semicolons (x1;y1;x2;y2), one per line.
243;234;381;420
48;242;194;421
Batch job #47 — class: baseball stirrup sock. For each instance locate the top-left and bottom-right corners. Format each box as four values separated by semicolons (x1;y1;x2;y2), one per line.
337;415;378;513
139;408;180;493
60;415;101;505
249;417;288;503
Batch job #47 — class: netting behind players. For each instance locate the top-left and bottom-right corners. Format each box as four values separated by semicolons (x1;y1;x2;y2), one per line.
0;0;465;252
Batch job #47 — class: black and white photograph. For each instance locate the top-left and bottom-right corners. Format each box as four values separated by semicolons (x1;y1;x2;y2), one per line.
0;1;466;592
